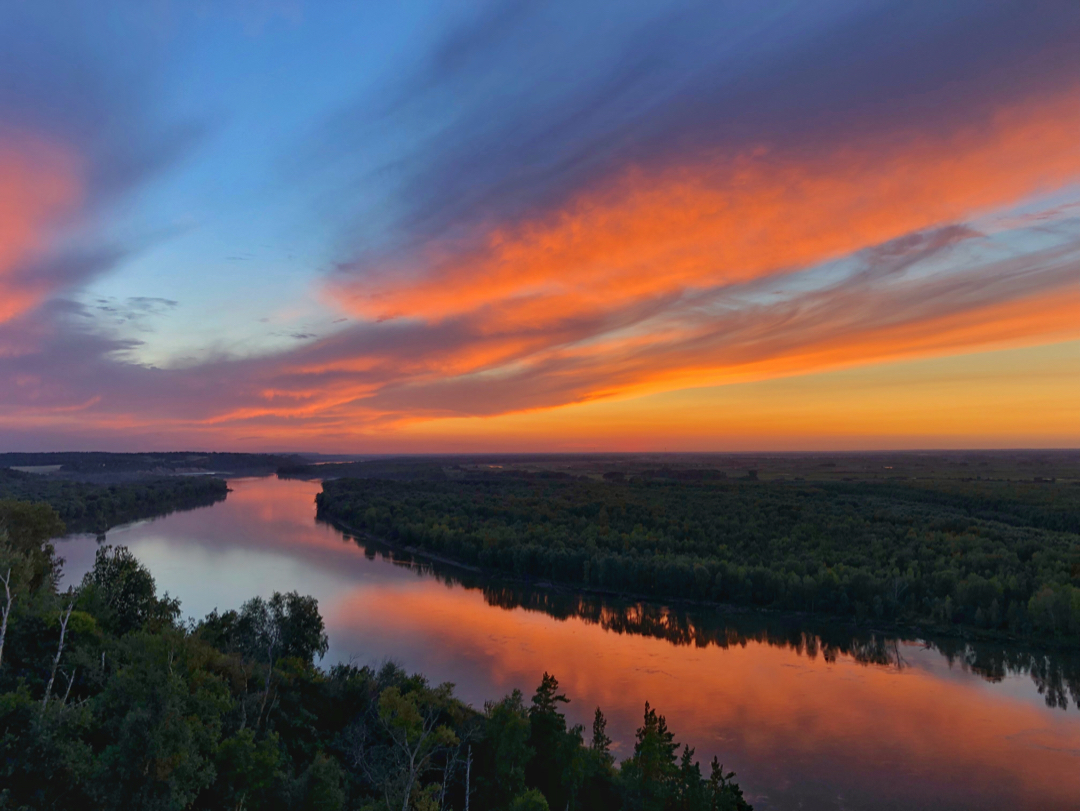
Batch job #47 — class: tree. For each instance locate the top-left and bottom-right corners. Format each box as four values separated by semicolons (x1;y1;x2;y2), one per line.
41;590;76;715
80;546;179;635
234;592;329;666
229;591;329;731
299;751;346;811
620;702;679;811
476;690;532;809
376;683;459;811
579;706;621;811
707;758;753;811
0;500;64;592
510;787;551;811
527;672;574;806
0;551;20;669
673;745;706;811
89;631;226;811
591;706;613;764
208;728;282;811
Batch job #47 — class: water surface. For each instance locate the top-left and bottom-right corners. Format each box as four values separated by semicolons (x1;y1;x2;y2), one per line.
59;477;1080;811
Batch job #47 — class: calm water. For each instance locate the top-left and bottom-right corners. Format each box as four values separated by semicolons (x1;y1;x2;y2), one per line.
58;477;1080;811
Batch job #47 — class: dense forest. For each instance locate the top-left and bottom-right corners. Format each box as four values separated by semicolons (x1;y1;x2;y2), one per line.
0;468;228;535
316;476;1080;644
0;501;751;810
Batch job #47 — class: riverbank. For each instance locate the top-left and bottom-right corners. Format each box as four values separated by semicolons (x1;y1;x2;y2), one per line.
315;475;1080;651
321;513;1079;656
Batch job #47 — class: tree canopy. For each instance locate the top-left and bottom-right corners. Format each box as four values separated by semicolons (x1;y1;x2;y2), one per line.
317;476;1080;643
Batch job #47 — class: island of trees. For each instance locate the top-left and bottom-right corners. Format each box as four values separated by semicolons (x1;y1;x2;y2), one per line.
0;467;228;535
0;499;751;810
316;473;1080;644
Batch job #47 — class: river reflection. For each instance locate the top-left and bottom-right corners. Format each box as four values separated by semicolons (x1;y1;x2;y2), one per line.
58;476;1080;811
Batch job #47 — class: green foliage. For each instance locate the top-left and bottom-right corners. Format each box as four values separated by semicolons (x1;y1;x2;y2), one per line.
317;476;1080;642
620;702;678;811
298;752;346;811
80;545;181;635
207;728;283;809
707;759;752;811
476;689;532;808
0;499;65;591
527;672;584;810
592;706;613;763
617;704;752;811
510;787;551;811
89;630;228;811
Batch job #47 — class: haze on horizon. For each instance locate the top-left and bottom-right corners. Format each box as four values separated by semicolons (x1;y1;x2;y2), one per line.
1;1;1077;453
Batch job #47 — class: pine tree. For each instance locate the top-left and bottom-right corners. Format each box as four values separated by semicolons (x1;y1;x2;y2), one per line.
591;706;613;763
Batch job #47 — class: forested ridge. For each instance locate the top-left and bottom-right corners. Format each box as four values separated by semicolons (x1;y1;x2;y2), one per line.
316;476;1080;643
0;468;228;535
0;500;751;810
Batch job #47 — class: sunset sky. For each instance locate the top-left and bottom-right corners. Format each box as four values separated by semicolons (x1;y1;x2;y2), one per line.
1;1;1078;452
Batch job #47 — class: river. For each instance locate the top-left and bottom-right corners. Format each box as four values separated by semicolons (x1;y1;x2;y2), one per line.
57;476;1080;810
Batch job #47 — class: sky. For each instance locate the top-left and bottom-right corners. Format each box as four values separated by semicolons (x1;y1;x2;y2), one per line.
0;0;1078;453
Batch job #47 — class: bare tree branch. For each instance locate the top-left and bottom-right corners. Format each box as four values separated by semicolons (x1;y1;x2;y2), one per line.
41;592;75;715
0;567;13;669
61;667;77;706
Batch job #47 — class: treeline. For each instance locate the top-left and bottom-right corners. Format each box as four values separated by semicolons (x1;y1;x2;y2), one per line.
278;459;448;481
332;532;1080;712
0;501;752;810
479;584;1080;710
316;477;1080;643
0;468;228;534
0;451;300;475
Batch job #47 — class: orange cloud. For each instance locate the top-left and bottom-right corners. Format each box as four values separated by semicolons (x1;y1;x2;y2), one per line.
333;86;1080;330
0;135;82;322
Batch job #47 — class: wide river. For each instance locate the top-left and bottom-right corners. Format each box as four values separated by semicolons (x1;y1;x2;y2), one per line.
58;477;1079;810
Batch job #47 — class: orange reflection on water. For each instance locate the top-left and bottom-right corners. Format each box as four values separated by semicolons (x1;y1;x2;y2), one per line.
331;581;1080;810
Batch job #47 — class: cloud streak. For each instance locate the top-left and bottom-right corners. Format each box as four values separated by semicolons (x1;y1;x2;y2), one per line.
330;87;1079;331
0;136;83;321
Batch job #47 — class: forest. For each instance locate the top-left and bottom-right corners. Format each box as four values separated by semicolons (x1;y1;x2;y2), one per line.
0;468;228;535
316;475;1080;644
0;499;751;810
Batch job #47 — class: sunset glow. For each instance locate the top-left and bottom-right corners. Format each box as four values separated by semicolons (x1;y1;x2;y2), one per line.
0;3;1077;451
